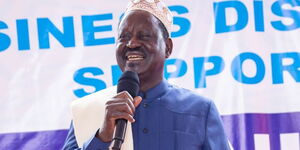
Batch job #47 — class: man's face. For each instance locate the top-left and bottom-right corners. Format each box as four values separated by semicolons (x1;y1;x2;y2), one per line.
116;10;167;79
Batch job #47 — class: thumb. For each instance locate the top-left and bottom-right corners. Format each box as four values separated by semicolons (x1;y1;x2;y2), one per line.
133;96;142;107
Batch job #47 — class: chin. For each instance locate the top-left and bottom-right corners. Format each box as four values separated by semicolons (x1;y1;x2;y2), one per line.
124;61;147;72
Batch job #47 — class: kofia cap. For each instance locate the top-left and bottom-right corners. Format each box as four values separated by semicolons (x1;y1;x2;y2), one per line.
125;0;173;34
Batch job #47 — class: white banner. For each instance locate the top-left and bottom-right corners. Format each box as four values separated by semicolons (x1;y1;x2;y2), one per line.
0;0;299;149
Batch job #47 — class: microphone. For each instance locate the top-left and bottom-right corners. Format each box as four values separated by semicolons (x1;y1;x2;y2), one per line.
112;71;140;150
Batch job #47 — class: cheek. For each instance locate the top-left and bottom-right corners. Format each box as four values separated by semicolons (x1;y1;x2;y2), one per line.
115;47;125;66
149;40;166;54
158;42;166;54
145;43;160;54
116;44;125;57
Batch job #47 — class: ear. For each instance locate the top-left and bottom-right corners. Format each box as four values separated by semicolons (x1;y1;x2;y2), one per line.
165;38;173;58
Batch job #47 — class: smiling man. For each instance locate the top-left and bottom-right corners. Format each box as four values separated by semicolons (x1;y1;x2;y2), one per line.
62;0;230;150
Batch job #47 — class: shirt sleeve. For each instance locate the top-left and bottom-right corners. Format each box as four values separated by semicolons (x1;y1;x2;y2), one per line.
61;122;112;150
202;101;231;150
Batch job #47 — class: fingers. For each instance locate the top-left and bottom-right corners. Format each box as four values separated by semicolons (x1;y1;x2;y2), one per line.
105;103;135;123
106;98;135;113
114;91;142;107
113;91;133;100
105;91;143;124
98;91;141;142
109;111;135;123
133;96;142;107
106;101;134;115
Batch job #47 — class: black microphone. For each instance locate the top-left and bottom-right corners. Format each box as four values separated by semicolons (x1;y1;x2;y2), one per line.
112;71;139;150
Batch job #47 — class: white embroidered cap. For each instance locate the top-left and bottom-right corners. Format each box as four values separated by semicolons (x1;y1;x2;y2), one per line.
124;0;173;34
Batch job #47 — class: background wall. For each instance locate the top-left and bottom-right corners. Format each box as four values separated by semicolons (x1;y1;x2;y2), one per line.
0;0;299;149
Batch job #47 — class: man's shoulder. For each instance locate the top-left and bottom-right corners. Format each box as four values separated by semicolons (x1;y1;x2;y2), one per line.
167;84;211;103
162;84;213;115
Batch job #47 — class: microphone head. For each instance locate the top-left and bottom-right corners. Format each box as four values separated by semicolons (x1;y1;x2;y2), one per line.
117;71;140;97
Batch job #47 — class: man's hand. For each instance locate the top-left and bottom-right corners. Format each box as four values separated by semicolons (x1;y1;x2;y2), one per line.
96;91;142;142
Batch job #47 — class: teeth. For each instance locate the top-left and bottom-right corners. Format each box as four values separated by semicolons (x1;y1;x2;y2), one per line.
128;57;144;61
127;55;144;61
127;55;143;58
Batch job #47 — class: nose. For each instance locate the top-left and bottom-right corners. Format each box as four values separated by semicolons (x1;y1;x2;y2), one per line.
126;37;141;49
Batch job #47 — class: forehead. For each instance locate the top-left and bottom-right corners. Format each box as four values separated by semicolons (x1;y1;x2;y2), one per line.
118;10;161;32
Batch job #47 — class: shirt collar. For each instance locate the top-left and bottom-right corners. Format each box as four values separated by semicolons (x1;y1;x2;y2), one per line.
138;79;169;100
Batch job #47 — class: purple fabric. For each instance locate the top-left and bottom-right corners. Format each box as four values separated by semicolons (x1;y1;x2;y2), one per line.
1;112;300;150
222;112;300;150
0;129;68;150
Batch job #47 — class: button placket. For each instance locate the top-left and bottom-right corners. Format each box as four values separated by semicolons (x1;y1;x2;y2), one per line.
143;128;149;134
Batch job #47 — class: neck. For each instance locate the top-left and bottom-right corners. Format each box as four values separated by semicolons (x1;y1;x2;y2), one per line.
139;75;163;92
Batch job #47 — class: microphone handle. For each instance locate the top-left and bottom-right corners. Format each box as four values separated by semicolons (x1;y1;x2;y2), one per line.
112;119;127;150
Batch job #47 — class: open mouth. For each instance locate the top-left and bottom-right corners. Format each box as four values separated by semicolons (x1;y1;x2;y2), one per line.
126;54;145;61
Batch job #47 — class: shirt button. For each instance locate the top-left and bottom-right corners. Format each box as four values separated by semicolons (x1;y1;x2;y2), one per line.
143;103;148;108
143;128;149;134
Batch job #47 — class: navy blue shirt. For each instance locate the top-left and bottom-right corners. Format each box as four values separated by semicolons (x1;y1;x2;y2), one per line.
62;80;230;150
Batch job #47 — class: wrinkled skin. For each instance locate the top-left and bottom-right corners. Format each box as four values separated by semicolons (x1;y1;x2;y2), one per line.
116;10;173;92
97;10;173;142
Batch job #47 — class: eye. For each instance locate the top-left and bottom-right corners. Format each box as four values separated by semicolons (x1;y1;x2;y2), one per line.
119;32;131;40
139;32;151;40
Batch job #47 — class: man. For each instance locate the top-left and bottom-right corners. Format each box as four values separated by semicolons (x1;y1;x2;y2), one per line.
63;0;230;149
